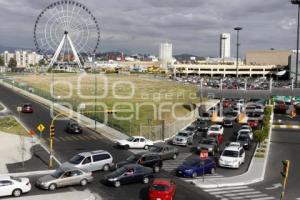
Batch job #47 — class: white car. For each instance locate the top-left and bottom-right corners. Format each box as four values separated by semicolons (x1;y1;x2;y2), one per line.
239;125;252;132
117;136;153;149
237;129;254;141
207;125;224;136
218;142;245;169
0;176;31;197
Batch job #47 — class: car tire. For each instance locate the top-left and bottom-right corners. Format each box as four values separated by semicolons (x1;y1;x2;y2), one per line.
103;164;110;171
142;177;149;184
210;168;216;174
80;179;88;186
172;154;177;160
124;145;129;150
153;165;160;173
144;145;149;150
192;172;197;179
114;181;121;188
12;189;22;197
48;183;57;191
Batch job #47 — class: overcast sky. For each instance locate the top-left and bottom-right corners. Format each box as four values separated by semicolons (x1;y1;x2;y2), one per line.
0;0;298;57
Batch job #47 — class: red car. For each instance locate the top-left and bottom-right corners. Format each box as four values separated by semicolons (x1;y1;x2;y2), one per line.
248;120;259;129
149;179;176;200
223;100;231;108
21;103;33;113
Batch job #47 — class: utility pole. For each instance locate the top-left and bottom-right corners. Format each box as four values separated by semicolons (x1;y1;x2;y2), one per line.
280;160;290;200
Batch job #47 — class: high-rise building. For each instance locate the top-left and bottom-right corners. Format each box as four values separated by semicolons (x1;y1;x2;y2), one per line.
159;43;173;68
2;51;15;66
220;33;231;58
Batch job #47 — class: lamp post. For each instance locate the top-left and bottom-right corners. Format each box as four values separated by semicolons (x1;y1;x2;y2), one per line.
291;0;300;87
234;27;242;78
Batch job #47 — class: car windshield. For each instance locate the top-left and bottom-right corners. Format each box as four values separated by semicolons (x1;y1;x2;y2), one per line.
183;159;199;166
71;123;79;128
202;113;209;117
10;176;21;182
210;127;219;131
186;126;194;131
69;155;85;164
177;132;188;137
222;150;238;157
149;146;162;152
151;184;169;191
52;168;64;178
126;137;135;142
126;155;140;162
113;167;127;176
237;136;248;141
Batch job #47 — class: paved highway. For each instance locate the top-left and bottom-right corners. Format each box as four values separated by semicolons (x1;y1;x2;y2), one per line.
0;84;217;199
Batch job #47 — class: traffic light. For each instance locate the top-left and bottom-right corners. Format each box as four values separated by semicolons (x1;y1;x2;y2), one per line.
50;125;55;138
281;160;290;178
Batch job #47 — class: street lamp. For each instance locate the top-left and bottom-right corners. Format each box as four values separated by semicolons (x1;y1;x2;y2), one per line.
291;0;300;87
234;27;242;78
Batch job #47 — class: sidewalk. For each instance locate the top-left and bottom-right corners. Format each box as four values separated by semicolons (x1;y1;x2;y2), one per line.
2;190;99;200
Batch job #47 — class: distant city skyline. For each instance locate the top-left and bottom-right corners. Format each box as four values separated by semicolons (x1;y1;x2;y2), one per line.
0;0;297;57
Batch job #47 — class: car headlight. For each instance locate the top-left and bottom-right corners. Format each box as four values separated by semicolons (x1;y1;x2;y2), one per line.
108;178;118;182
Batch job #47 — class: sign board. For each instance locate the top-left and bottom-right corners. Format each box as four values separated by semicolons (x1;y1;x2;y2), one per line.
37;124;45;132
17;106;22;112
200;150;208;161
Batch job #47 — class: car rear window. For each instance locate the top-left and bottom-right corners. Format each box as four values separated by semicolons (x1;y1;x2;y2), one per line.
151;184;169;191
222;150;238;157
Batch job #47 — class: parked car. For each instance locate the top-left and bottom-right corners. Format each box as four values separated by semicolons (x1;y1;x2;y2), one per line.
247;120;259;129
65;122;82;134
21;103;33;113
197;137;219;156
116;136;153;149
148;179;176;200
185;124;198;137
60;150;113;172
116;153;163;173
218;142;245;169
149;145;179;160
237;129;253;141
236;134;252;150
239;125;252;132
207;125;224;136
36;167;93;190
105;164;153;187
176;158;216;178
172;131;193;146
0;176;31;197
196;120;209;132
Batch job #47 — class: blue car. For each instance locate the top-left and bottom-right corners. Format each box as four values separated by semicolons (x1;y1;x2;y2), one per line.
176;158;216;178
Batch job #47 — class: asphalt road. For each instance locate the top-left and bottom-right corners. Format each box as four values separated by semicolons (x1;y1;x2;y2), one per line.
252;128;300;200
0;84;217;199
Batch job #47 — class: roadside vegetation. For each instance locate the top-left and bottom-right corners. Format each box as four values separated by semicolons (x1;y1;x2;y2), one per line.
0;116;28;136
254;105;272;158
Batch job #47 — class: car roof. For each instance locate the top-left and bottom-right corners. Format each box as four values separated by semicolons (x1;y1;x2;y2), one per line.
136;152;159;157
131;136;145;139
123;164;142;169
0;175;11;180
59;166;83;172
78;150;109;157
210;125;221;128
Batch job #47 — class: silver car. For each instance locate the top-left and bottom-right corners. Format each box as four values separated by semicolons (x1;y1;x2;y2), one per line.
36;167;93;190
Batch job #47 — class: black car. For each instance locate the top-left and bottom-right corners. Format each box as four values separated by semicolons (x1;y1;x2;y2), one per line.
105;164;153;187
185;125;198;136
116;153;162;173
223;119;233;127
236;135;252;150
65;122;82;134
196;120;209;132
149;145;179;160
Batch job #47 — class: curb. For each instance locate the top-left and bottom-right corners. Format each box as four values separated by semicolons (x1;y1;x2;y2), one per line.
3;170;55;177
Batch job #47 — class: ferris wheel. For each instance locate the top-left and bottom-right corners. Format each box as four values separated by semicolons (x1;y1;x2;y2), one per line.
34;0;100;69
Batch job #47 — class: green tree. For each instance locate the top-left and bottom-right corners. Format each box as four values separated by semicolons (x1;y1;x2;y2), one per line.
0;56;4;66
8;58;17;68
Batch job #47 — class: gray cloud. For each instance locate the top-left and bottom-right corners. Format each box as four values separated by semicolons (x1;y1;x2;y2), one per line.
0;0;297;56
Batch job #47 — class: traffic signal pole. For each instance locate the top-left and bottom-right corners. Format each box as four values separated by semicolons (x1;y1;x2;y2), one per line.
280;160;290;200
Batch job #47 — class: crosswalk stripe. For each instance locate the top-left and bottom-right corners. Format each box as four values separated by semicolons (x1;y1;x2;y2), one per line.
89;135;98;140
210;188;255;195
230;194;268;200
70;136;79;141
251;197;275;200
77;135;86;140
204;186;249;192
223;191;261;197
53;137;60;142
81;135;91;140
59;137;67;142
64;136;74;141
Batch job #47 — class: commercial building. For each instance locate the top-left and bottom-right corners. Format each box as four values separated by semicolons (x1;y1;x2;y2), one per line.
245;50;291;66
220;33;231;58
2;51;14;66
289;51;300;81
1;50;43;68
159;43;173;68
